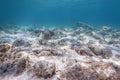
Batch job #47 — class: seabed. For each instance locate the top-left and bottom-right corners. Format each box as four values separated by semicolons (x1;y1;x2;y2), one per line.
0;23;120;80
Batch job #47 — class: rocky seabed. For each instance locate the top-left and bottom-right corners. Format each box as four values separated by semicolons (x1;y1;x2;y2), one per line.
0;23;120;80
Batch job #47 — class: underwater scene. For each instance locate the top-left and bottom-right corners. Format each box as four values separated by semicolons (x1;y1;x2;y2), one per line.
0;0;120;80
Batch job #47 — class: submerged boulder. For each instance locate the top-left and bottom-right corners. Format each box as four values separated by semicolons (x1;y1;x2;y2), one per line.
88;41;113;58
60;61;119;80
0;56;30;76
0;43;12;53
32;48;58;57
102;47;113;58
12;39;26;47
76;22;91;28
32;61;55;78
14;57;30;76
0;39;8;44
88;42;104;56
12;39;30;47
35;29;55;40
101;26;112;32
75;22;93;32
43;30;54;40
79;46;95;56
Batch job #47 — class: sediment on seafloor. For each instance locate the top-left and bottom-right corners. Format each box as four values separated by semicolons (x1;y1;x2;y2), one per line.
0;23;120;80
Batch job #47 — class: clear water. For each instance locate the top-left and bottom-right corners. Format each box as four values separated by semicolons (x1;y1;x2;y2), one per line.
0;0;120;27
0;1;120;79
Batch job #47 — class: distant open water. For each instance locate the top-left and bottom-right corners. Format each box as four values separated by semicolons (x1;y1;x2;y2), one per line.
0;0;120;28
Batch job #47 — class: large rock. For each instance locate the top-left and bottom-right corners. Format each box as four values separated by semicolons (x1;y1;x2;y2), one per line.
72;44;95;57
76;22;92;30
57;38;71;46
14;57;30;76
0;39;8;44
0;51;12;63
60;61;119;80
101;26;112;32
0;56;30;76
79;46;96;56
0;43;12;53
35;30;54;40
88;41;113;58
31;61;55;78
32;48;58;57
102;47;113;58
12;39;30;47
88;42;104;56
0;49;30;76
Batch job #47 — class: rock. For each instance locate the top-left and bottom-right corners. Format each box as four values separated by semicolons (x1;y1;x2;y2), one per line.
108;39;119;44
32;61;55;78
102;47;113;58
113;65;120;78
0;52;11;62
0;50;29;76
76;22;92;30
92;34;103;40
72;44;96;57
14;57;30;76
12;39;30;47
56;38;76;46
88;41;113;58
79;46;96;56
111;49;120;59
92;62;118;80
0;39;8;44
32;49;41;54
112;32;120;38
38;39;47;45
32;48;58;57
0;56;30;76
0;37;14;44
37;30;54;40
114;44;120;48
99;26;112;36
57;38;69;46
0;43;12;53
12;39;25;47
60;61;118;80
43;30;54;39
101;26;112;32
88;41;104;56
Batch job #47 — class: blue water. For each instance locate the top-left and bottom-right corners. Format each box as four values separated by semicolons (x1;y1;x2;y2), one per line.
0;0;120;27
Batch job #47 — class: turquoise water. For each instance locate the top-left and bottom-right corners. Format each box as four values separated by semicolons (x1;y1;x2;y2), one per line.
0;1;120;79
0;0;120;27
